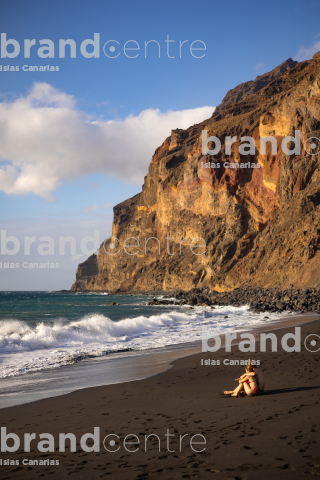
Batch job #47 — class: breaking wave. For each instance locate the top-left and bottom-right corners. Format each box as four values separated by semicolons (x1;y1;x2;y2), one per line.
0;306;286;378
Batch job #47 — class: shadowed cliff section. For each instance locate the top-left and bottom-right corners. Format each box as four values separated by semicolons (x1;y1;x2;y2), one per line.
72;53;320;292
215;58;298;113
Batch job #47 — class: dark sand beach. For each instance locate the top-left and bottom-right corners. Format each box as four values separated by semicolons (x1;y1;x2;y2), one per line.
1;317;320;479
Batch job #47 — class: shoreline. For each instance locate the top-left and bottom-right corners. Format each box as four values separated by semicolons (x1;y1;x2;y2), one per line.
65;285;320;315
0;342;202;410
1;311;319;411
1;315;320;478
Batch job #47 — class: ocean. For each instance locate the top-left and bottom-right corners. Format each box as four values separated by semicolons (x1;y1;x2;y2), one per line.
0;291;289;380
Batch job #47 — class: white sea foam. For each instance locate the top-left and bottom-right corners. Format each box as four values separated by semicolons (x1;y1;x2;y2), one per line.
0;306;287;378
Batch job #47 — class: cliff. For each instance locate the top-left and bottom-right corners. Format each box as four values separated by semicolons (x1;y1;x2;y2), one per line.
72;53;320;292
215;58;298;112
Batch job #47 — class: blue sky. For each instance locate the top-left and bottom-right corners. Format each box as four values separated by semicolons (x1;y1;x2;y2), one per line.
1;0;320;289
1;0;320;116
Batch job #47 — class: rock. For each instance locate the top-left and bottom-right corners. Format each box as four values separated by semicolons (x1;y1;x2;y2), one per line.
215;58;297;112
276;302;285;310
71;56;320;294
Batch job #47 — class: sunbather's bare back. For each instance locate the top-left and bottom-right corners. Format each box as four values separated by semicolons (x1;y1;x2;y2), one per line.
254;368;265;391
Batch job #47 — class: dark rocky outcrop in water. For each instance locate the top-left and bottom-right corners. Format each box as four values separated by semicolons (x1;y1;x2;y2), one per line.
72;52;320;293
157;286;320;313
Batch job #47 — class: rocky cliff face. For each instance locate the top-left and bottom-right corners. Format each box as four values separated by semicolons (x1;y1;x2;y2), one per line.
72;53;320;292
215;58;298;112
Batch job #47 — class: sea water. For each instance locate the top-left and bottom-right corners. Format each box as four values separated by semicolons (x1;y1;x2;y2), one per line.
0;291;288;379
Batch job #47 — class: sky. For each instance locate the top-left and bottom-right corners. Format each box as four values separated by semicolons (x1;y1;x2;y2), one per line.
1;0;320;290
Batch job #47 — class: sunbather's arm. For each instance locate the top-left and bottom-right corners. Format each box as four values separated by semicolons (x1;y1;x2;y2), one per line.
238;375;250;384
235;374;245;381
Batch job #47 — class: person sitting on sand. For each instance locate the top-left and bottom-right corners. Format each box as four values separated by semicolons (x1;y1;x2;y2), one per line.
224;362;261;396
244;363;265;392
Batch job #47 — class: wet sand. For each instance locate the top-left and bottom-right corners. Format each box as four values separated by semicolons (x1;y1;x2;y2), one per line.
0;316;320;479
0;344;202;409
0;312;315;410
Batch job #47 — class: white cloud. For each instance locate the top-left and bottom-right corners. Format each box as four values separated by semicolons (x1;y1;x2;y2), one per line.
294;40;320;61
82;203;112;215
71;253;86;261
0;82;214;200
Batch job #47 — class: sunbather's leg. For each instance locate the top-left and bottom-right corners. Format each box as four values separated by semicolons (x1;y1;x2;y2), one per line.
231;382;244;396
224;381;245;396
